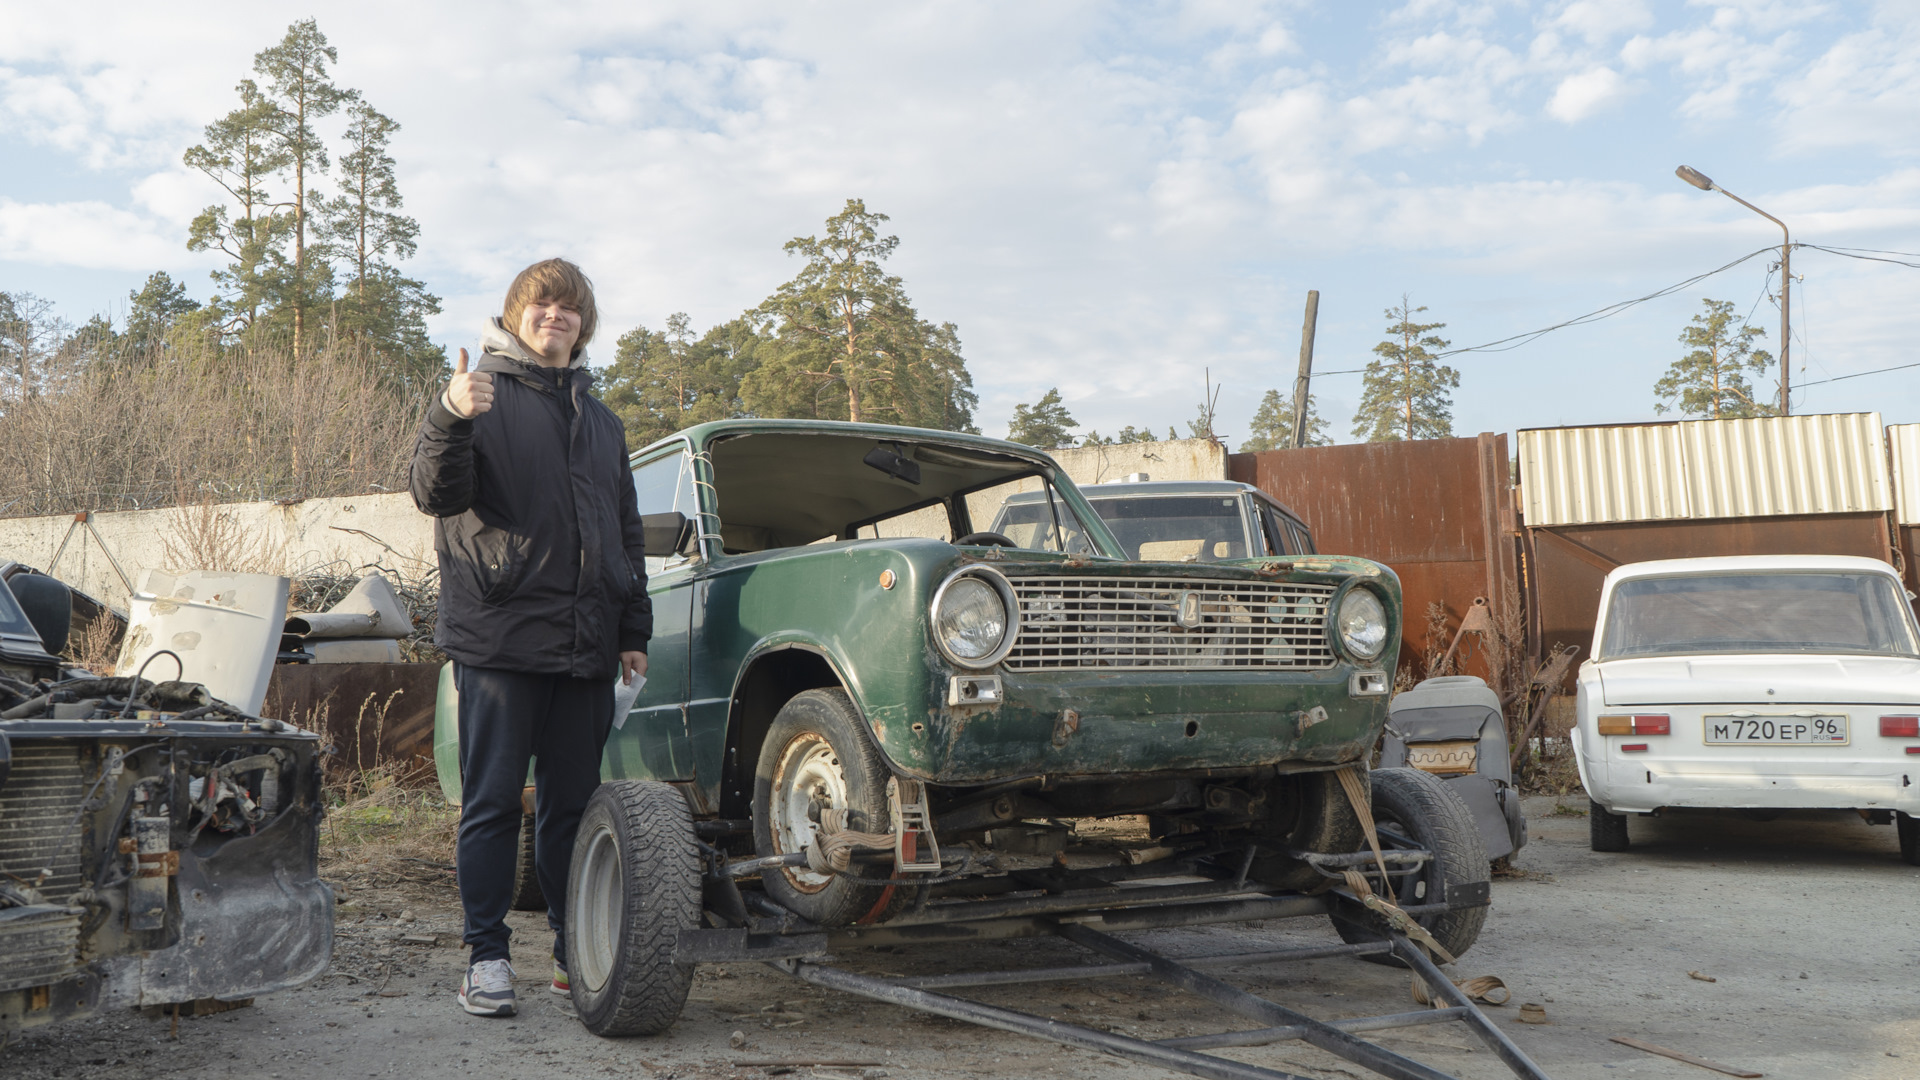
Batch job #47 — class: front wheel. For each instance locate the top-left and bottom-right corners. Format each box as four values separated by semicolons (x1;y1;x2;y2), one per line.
1330;768;1490;965
566;780;701;1037
752;689;899;926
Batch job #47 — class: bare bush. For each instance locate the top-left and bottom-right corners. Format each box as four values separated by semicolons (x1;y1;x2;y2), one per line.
0;332;427;517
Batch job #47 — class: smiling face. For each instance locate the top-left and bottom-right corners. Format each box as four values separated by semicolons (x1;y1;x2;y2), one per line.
516;297;583;367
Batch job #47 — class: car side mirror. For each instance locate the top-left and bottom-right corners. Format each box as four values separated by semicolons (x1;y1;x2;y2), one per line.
8;573;72;655
640;512;695;558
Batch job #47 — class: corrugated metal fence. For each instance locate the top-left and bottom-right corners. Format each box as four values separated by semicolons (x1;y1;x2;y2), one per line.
1518;413;1904;669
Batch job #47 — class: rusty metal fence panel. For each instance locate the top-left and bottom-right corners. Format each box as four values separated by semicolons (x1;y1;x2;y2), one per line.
1228;434;1516;685
1519;413;1891;528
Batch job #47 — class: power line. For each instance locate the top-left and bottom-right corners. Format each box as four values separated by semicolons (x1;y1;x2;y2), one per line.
1800;243;1920;269
1796;360;1920;388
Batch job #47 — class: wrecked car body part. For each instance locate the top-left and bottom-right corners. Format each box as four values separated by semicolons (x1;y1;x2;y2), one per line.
116;570;290;717
0;562;329;1035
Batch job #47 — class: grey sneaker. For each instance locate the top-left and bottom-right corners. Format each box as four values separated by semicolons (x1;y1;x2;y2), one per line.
458;959;516;1017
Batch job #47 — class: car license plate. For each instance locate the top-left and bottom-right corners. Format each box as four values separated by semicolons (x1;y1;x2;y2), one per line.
1703;715;1849;745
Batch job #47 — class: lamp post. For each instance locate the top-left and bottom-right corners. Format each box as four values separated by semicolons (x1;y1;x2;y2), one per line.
1675;165;1792;415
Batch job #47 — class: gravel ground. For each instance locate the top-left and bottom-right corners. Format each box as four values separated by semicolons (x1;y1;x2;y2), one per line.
3;795;1915;1080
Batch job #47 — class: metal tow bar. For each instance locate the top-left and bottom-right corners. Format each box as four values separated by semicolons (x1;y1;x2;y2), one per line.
768;926;1550;1080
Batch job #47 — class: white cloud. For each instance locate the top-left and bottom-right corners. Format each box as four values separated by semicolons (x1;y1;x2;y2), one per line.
0;1;1917;437
1546;66;1627;121
0;198;189;270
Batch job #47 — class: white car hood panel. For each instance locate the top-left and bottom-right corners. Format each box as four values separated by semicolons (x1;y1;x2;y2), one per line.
1597;655;1920;707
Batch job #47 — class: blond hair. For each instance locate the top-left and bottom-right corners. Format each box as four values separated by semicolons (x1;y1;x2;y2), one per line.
502;258;598;358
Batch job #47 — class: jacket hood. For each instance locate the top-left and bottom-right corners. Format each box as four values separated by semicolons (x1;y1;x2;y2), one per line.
480;316;589;371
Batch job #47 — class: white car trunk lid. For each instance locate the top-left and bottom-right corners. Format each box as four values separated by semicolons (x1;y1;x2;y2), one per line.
1598;655;1920;707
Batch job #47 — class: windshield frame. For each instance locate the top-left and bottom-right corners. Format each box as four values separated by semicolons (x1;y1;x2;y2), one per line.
1597;569;1920;661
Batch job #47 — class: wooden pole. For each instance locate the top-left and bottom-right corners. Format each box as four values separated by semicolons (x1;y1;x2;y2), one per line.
1290;290;1319;449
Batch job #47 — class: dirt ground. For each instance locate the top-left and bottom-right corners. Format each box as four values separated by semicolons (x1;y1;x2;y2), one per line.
4;795;1916;1080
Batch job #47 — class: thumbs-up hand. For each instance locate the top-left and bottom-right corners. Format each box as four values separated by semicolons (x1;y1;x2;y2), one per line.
445;348;495;419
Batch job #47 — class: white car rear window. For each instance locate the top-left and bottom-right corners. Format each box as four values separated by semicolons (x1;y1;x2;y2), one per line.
1601;571;1920;659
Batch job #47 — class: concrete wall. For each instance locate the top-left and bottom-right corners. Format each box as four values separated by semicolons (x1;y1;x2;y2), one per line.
0;492;434;611
0;437;1225;610
1048;437;1227;487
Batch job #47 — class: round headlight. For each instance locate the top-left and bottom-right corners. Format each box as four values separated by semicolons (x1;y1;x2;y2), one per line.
1336;589;1388;660
931;569;1018;668
937;578;1006;660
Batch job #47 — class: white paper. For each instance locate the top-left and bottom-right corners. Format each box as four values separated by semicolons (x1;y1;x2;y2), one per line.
611;674;647;730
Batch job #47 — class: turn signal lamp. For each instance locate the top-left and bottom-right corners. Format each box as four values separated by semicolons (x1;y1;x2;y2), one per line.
1881;716;1920;738
1598;714;1670;736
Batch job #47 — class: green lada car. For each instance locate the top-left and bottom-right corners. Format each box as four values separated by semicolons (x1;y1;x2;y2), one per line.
433;419;1490;1037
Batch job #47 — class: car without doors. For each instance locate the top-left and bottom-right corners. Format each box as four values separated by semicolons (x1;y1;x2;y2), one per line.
431;419;1494;1037
1573;554;1920;861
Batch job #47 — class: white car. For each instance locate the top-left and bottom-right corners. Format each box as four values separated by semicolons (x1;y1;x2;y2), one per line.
1573;554;1920;863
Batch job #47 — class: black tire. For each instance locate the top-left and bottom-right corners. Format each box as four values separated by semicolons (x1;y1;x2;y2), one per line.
565;780;701;1037
1330;768;1490;965
1590;799;1631;853
1897;812;1919;867
510;813;546;912
752;689;898;926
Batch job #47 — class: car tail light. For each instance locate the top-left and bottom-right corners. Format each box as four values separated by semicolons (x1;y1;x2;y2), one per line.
1881;716;1920;738
1599;714;1670;736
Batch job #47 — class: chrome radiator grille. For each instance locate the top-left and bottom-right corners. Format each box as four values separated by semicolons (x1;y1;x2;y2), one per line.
0;743;92;901
1005;577;1337;671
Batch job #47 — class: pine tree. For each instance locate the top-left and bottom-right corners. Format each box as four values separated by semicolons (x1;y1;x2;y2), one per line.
319;99;442;389
602;313;752;446
1007;388;1078;448
124;272;202;348
1654;299;1776;419
1241;388;1331;451
251;19;354;354
184;83;291;334
742;199;977;430
1353;296;1459;442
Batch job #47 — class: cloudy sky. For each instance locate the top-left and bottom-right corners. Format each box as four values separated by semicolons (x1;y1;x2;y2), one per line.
3;1;1918;442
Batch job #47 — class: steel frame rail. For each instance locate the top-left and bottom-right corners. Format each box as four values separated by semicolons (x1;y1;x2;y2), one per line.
764;925;1549;1080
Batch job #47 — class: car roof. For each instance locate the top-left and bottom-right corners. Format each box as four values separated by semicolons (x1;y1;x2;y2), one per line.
634;418;1062;471
1604;554;1904;586
998;479;1304;520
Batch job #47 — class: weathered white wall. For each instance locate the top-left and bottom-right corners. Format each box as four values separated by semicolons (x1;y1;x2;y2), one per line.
0;438;1226;609
1048;437;1227;486
0;492;434;611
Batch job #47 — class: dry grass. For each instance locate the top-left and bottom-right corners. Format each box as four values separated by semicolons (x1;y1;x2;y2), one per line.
62;611;123;675
0;333;427;518
160;484;285;574
320;691;456;865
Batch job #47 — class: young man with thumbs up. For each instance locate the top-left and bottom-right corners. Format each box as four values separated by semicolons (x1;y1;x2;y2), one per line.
410;258;651;1018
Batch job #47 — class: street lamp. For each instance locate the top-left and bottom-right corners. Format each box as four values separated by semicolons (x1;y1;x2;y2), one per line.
1675;165;1792;416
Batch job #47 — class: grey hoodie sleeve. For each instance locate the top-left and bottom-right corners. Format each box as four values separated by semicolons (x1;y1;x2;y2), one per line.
409;389;478;517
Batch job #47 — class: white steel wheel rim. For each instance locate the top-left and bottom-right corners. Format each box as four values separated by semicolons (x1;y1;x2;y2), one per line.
772;732;849;893
575;822;622;994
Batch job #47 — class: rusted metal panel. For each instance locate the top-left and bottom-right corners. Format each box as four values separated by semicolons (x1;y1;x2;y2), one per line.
1519;413;1891;527
1891;424;1920;526
262;663;440;773
1525;513;1893;678
1229;435;1516;684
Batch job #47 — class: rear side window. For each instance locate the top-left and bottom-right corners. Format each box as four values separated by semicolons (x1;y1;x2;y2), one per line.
1260;506;1314;556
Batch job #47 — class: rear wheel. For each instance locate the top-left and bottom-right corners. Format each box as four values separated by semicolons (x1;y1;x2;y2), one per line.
509;813;546;911
1897;812;1919;867
566;780;701;1037
1331;768;1489;965
752;689;899;926
1590;800;1631;852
